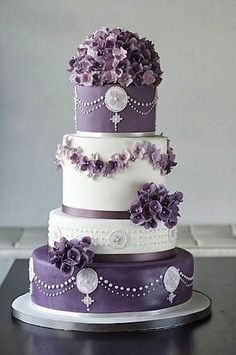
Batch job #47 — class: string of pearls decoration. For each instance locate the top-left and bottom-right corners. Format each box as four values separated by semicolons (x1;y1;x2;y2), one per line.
98;274;163;298
75;95;156;116
31;269;194;299
33;275;76;297
179;270;194;287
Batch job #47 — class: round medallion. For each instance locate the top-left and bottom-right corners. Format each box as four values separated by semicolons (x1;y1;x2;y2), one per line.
104;86;128;113
163;266;180;293
76;268;98;294
108;230;128;250
29;257;35;282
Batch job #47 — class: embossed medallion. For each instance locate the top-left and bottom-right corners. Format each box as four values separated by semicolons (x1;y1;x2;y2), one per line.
108;230;128;250
104;86;128;131
105;86;128;112
76;268;99;311
163;266;180;304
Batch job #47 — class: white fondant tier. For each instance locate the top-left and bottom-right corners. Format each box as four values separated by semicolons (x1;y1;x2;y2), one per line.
48;208;177;254
62;134;168;212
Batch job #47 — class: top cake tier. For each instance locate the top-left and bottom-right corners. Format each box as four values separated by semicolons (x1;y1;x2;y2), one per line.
68;27;162;136
74;84;157;135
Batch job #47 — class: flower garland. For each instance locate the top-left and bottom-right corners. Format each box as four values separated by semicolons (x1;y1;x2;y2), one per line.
129;182;183;229
68;27;163;88
55;138;177;178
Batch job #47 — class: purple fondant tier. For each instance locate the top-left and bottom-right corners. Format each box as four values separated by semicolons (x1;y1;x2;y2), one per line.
31;246;193;314
75;84;157;134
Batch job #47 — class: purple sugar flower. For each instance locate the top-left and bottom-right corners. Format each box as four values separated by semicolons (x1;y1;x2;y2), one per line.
141;182;157;195
89;159;106;175
150;149;161;168
149;200;162;216
49;236;94;277
112;47;127;61
60;262;74;277
67;248;81;265
129;182;183;229
130;202;142;216
159;148;177;175
80;72;93;86
130;213;146;226
80;59;93;71
131;142;146;160
118;149;130;167
118;59;130;73
77;45;87;57
105;34;117;48
92;72;104;86
118;73;133;87
142;70;156;85
70;152;81;165
103;70;118;83
133;73;143;87
54;237;67;254
79;156;91;171
105;159;119;175
130;62;143;74
80;236;92;248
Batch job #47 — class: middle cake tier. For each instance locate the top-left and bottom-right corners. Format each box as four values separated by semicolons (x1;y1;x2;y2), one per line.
48;208;177;258
56;134;175;214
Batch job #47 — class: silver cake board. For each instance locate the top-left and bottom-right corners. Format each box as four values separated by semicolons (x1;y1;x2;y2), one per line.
12;290;211;332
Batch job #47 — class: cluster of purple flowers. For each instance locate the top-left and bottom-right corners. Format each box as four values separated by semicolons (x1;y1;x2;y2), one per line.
129;182;183;229
48;237;94;276
68;27;163;87
55;140;176;178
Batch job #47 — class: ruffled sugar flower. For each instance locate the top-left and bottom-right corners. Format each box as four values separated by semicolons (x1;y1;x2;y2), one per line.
129;182;183;229
49;237;94;276
68;27;163;87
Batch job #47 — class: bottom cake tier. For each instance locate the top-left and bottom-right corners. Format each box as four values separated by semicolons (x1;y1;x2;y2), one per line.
30;245;194;314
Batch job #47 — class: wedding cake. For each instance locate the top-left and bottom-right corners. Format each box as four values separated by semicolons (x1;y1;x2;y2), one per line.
29;27;194;316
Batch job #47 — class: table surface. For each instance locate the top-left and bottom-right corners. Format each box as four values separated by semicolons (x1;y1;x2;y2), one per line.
0;258;235;355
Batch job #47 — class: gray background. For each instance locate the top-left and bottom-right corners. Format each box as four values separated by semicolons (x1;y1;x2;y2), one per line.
0;0;235;227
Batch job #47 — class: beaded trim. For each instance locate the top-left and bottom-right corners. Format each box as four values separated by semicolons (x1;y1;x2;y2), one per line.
48;224;177;252
75;93;157;116
55;139;176;178
31;267;194;310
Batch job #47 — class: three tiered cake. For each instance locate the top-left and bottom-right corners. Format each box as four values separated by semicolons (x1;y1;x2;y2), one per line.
30;27;194;314
12;28;211;331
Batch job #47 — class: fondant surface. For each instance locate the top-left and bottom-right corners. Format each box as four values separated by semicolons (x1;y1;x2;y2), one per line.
62;134;167;211
31;246;194;314
75;84;156;134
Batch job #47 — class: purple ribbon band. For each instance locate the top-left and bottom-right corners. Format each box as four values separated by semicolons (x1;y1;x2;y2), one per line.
62;205;130;219
93;249;176;262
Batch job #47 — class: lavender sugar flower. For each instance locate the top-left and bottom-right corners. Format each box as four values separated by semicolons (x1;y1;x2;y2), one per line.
48;237;94;276
68;27;163;87
129;182;183;229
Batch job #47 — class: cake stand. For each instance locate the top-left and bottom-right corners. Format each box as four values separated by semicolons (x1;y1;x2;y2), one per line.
12;290;211;332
